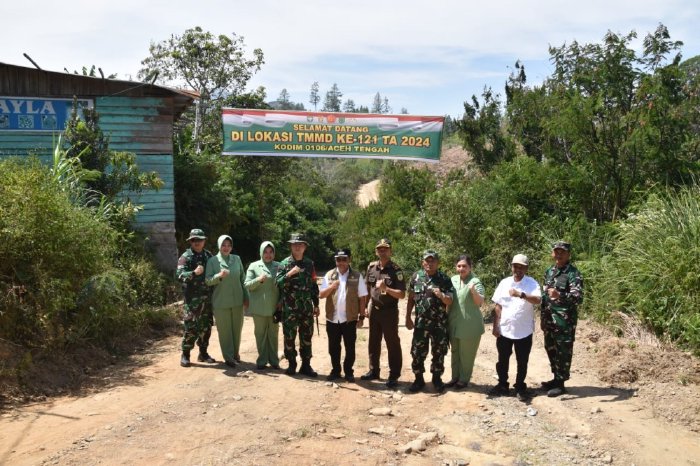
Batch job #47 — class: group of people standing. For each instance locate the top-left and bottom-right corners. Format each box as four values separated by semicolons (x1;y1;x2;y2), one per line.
176;229;583;400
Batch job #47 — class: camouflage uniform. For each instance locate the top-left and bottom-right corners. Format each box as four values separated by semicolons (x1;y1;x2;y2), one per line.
276;255;319;363
409;269;455;376
541;262;584;382
177;247;214;353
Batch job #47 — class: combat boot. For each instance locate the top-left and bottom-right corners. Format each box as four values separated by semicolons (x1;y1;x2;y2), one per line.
285;359;297;376
432;375;445;393
180;351;191;368
409;373;425;392
197;352;216;363
547;380;566;397
299;359;318;377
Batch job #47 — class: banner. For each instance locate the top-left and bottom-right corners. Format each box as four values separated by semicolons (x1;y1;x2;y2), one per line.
0;97;93;131
222;109;444;162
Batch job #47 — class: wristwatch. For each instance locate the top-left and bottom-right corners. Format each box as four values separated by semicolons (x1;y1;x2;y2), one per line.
520;291;526;299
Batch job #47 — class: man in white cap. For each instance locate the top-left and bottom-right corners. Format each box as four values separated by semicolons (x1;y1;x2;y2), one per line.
489;254;541;401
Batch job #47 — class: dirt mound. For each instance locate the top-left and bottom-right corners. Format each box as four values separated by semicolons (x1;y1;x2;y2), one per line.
596;338;700;385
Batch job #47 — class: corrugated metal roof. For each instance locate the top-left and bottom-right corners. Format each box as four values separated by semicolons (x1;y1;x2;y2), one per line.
0;62;198;119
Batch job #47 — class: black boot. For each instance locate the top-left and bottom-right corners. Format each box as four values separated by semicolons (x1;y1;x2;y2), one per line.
285;359;297;376
299;359;318;377
547;380;566;397
180;350;191;368
432;375;445;393
197;351;216;363
409;373;425;392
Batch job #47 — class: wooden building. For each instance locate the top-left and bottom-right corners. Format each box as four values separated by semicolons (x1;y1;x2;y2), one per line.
0;62;196;271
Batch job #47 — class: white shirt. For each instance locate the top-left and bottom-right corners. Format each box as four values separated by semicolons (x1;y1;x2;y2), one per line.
491;275;540;339
321;269;369;323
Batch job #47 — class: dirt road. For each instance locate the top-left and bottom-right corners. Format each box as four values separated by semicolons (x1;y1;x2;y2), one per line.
2;301;699;466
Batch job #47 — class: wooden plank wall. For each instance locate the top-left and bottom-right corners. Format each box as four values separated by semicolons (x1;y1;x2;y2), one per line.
96;96;175;225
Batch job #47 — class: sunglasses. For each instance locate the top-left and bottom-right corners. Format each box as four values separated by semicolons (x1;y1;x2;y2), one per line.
335;257;348;262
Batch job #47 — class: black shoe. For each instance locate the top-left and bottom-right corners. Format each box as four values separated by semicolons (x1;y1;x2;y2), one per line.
516;389;530;401
299;364;318;378
488;384;510;397
197;352;216;363
409;375;426;393
540;379;558;390
345;374;356;383
326;372;341;381
180;352;191;367
432;376;445;393
271;364;281;370
360;370;380;381
286;361;297;376
225;360;237;368
256;364;267;370
547;382;566;397
385;379;399;389
234;354;241;363
445;379;459;388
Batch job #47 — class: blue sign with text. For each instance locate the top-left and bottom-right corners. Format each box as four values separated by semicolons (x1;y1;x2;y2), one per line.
0;97;93;131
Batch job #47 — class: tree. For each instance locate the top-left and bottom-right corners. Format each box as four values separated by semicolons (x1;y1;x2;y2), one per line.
309;81;320;110
322;83;343;111
371;92;383;113
382;97;392;114
456;87;516;172
138;26;264;152
343;99;357;113
278;88;291;107
504;60;550;162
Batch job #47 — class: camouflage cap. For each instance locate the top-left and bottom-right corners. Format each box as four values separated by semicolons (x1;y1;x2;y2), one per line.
422;249;439;260
375;238;392;249
186;228;206;241
288;233;309;245
552;241;571;251
334;248;351;258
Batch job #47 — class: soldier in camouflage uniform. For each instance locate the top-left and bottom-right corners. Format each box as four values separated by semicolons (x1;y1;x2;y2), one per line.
275;233;320;377
405;250;455;392
540;241;584;397
176;228;216;367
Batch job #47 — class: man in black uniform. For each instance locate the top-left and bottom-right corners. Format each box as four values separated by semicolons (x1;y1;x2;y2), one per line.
361;238;406;389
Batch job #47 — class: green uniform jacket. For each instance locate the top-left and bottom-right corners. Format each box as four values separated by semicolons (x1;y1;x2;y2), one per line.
245;241;281;317
205;252;249;309
409;269;455;329
448;273;486;340
275;255;320;308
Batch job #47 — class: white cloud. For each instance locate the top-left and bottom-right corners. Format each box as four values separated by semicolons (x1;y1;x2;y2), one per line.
2;0;699;116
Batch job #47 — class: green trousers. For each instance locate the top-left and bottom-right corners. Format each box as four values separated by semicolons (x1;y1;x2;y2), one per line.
253;315;280;366
449;335;481;383
213;305;244;363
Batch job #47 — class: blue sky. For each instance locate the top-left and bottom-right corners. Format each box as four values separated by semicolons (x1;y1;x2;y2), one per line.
2;0;699;117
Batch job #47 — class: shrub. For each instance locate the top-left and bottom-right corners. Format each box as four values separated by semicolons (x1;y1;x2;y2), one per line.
0;159;117;345
589;187;700;353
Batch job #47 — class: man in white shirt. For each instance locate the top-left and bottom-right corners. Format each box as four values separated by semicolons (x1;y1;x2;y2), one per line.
489;254;542;401
319;249;369;382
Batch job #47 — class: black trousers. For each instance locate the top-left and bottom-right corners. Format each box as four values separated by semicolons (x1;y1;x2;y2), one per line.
327;320;357;376
368;306;402;380
496;334;533;390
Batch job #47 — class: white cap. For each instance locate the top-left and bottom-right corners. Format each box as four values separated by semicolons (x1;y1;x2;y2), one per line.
511;254;529;266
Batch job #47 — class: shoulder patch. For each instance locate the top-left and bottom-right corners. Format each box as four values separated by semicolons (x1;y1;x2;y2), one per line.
396;271;404;281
